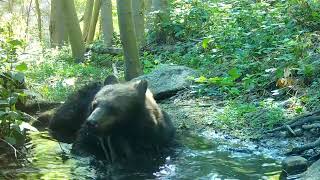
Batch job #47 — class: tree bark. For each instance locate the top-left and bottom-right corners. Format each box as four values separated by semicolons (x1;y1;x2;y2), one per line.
101;0;113;47
132;0;145;47
116;0;142;80
87;0;102;43
82;0;94;41
50;0;68;47
61;0;85;62
25;0;33;41
35;0;42;42
145;0;153;33
151;0;169;42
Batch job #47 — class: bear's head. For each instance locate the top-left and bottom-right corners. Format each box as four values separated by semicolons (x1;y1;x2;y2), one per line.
85;79;148;135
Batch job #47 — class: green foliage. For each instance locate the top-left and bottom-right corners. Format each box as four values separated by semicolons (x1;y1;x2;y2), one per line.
148;0;320;99
288;0;320;30
27;47;111;101
0;25;30;145
145;0;320;131
216;100;285;133
194;68;242;96
141;52;159;74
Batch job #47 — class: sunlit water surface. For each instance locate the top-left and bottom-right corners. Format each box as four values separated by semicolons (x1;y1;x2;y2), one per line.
1;130;282;179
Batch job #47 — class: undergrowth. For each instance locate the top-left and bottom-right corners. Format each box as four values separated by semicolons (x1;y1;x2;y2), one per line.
26;47;112;102
21;0;320;132
145;0;320;130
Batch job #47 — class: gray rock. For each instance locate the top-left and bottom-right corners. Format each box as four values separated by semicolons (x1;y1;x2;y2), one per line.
133;64;198;99
282;156;308;176
302;159;320;180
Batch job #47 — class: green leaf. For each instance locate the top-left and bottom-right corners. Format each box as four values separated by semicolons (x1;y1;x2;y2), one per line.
15;62;28;72
229;87;240;95
275;68;284;78
8;39;23;47
220;77;235;86
0;100;9;106
4;136;16;145
0;111;7;118
202;38;210;49
195;76;208;83
228;68;241;80
208;77;222;84
295;107;303;114
11;72;25;83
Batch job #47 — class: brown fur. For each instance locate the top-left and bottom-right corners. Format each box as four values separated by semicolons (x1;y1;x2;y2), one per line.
74;79;175;162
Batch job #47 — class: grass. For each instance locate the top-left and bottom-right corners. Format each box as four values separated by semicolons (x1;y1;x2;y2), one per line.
26;47;112;101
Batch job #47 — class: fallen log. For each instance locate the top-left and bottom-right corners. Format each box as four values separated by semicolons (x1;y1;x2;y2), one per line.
267;114;320;133
89;47;123;55
302;123;320;130
289;137;320;154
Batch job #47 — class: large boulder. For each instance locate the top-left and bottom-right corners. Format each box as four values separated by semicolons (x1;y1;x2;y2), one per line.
133;64;198;99
281;156;308;176
302;159;320;180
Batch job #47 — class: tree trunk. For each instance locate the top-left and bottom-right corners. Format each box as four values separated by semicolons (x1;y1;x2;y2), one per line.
116;0;142;80
35;0;42;42
151;0;169;42
50;0;68;47
82;0;94;41
61;0;85;62
145;0;152;13
87;0;101;43
25;0;33;41
8;0;13;12
145;0;152;33
101;0;113;47
132;0;145;47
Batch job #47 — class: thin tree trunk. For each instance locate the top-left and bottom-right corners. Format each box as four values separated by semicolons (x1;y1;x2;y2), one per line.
151;0;169;42
145;0;152;33
87;0;101;43
50;0;68;47
101;0;113;47
116;0;142;80
8;0;13;12
61;0;85;62
25;0;33;41
82;0;94;41
132;0;145;47
35;0;42;42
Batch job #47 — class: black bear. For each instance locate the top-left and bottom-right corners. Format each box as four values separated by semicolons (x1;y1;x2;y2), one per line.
48;75;119;143
49;75;175;164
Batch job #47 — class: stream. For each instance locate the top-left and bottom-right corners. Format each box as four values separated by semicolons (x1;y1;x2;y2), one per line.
1;129;282;180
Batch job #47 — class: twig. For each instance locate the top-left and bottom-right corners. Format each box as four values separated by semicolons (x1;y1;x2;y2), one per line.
267;115;320;133
0;138;32;164
177;103;212;107
302;123;320;130
112;63;119;79
286;125;296;136
0;138;18;159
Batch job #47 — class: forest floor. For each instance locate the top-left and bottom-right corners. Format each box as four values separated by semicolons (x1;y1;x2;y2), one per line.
19;43;320;161
160;89;320;160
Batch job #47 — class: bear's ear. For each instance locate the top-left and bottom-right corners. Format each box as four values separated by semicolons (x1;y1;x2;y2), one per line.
104;75;119;85
134;80;148;96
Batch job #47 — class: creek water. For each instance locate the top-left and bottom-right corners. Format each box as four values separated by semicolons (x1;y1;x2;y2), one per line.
1;130;282;180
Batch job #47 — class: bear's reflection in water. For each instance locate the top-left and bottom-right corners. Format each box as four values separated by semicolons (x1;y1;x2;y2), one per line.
47;75;175;173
